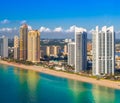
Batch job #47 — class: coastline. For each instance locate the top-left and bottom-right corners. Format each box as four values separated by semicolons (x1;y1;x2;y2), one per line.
0;60;120;90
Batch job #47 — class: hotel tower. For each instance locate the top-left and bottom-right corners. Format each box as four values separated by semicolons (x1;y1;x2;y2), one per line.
75;27;87;73
14;35;19;59
0;36;8;58
27;30;40;63
68;42;75;67
19;24;28;60
92;26;115;75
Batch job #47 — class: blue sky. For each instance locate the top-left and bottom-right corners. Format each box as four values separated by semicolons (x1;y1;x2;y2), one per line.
0;0;120;38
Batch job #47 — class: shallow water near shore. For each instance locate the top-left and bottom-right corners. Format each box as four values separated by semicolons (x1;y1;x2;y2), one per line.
0;64;120;103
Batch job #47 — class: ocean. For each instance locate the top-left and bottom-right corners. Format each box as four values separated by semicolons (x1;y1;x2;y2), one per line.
0;64;120;103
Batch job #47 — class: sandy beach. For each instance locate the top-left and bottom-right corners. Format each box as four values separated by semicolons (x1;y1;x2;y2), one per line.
0;60;120;90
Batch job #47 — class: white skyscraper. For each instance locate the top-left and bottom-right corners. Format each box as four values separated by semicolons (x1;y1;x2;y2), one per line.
75;27;87;73
0;36;8;58
68;42;75;67
92;26;115;75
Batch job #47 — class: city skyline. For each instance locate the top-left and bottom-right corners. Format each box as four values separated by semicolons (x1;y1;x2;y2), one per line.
0;0;120;38
0;1;120;103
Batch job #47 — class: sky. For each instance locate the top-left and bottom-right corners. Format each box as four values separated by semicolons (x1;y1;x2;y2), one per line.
0;0;120;38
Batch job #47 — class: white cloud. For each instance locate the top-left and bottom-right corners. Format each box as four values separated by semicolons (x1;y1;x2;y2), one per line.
65;25;76;33
28;25;32;30
75;27;87;32
53;27;63;32
0;27;18;38
66;25;88;33
39;26;51;32
0;28;17;38
20;20;27;24
45;28;51;32
39;26;63;33
0;27;17;32
1;19;10;24
88;29;94;34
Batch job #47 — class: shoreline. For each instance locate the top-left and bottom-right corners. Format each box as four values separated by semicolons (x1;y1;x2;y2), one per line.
0;60;120;90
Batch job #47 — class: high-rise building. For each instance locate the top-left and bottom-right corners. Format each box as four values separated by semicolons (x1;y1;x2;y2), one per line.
92;26;115;75
53;46;60;56
14;36;19;59
68;42;75;67
75;27;87;73
46;46;50;56
0;36;8;58
19;24;28;60
46;46;60;57
64;45;68;55
27;30;40;63
40;46;47;58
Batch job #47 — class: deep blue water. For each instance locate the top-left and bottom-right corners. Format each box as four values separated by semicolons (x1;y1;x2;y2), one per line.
0;64;120;103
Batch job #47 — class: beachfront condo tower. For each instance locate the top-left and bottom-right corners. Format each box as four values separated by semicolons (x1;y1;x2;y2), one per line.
75;27;87;73
27;30;40;63
46;46;60;57
14;35;19;59
19;24;28;60
68;42;75;67
63;45;68;55
0;36;8;58
92;26;115;75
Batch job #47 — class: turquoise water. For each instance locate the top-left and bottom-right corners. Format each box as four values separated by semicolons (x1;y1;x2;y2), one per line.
0;64;120;103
